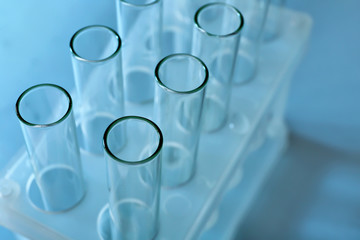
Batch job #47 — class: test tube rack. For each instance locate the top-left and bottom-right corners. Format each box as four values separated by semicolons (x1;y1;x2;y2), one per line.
0;7;312;240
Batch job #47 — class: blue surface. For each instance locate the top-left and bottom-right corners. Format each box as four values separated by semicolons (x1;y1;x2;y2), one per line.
238;133;360;239
286;0;360;153
237;1;360;239
0;0;359;239
0;226;15;240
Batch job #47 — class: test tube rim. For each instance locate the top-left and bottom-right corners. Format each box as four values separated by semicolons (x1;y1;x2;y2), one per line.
70;25;122;63
103;116;163;165
194;2;245;38
155;53;209;95
15;83;72;128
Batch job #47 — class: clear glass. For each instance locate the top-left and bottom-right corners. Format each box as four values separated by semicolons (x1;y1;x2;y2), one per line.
227;0;270;83
263;0;286;41
103;116;163;240
192;3;244;132
15;83;85;212
70;25;124;155
116;0;162;103
161;0;207;57
154;54;208;187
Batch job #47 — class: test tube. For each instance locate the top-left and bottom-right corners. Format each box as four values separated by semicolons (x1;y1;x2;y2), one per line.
16;83;85;212
228;0;270;84
116;0;161;104
192;3;244;132
70;25;124;154
154;54;208;187
262;0;286;41
161;0;207;56
103;116;163;240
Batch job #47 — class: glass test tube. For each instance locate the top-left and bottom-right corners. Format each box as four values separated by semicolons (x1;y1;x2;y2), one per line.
154;54;208;187
116;0;161;104
192;3;244;132
161;0;207;57
227;0;269;84
16;83;85;212
70;25;124;155
103;116;163;240
263;0;286;41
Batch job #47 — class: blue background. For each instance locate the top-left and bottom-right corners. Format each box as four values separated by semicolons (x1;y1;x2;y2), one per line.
0;0;359;239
